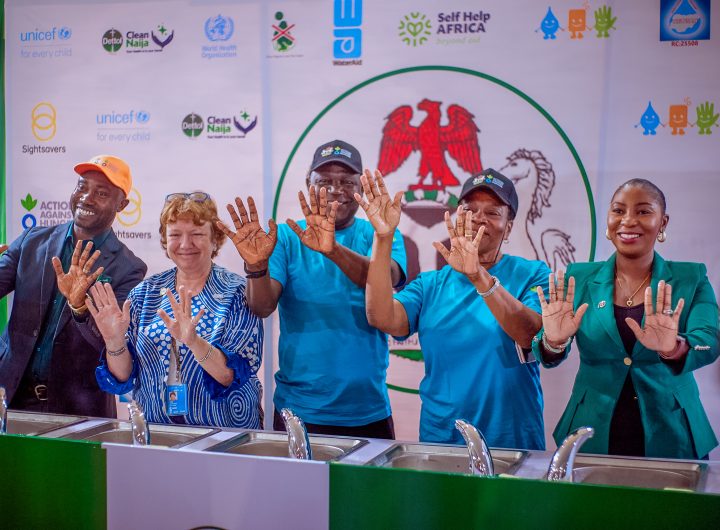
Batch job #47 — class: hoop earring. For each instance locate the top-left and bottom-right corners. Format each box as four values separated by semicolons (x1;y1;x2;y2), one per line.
657;230;666;243
605;228;611;240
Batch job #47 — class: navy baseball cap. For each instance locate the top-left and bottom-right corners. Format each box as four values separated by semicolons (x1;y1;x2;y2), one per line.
459;168;518;219
309;139;363;174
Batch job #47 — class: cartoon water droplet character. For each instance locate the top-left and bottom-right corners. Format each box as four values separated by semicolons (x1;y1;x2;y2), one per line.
695;101;719;135
593;5;617;38
668;0;702;36
536;7;563;39
668;104;689;135
568;9;590;39
635;102;663;135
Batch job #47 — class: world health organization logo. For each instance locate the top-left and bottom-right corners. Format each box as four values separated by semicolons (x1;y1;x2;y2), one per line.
31;102;57;141
205;14;234;42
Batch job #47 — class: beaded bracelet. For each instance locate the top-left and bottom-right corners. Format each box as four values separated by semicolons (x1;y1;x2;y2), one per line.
541;332;572;354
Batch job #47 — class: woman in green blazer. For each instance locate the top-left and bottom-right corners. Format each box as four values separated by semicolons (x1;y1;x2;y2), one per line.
532;179;719;459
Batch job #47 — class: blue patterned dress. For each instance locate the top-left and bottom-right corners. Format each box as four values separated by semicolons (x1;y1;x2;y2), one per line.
96;264;263;428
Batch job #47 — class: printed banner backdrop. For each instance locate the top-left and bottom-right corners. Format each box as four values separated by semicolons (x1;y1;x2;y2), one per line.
4;0;720;455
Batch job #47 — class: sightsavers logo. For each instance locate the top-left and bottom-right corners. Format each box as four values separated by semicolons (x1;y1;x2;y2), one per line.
102;25;174;54
333;0;362;65
96;109;151;143
19;26;73;59
181;111;258;139
23;102;66;155
116;188;143;228
660;0;710;43
202;14;237;59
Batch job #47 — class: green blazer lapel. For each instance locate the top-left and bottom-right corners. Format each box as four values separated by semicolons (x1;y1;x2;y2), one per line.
589;254;626;354
632;252;673;357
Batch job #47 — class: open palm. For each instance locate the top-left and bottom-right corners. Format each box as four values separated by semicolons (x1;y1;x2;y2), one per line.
217;196;277;267
86;282;130;343
626;281;684;353
53;240;104;308
354;169;403;237
288;186;338;255
537;270;588;344
433;207;485;279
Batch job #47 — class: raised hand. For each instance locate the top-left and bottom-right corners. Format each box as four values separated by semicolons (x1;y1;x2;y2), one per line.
354;169;403;238
433;207;486;279
86;282;130;343
52;240;104;308
216;196;277;269
537;270;588;345
158;285;206;346
626;280;685;354
288;185;338;255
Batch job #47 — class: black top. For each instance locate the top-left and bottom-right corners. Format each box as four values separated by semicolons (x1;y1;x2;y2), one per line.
609;303;645;457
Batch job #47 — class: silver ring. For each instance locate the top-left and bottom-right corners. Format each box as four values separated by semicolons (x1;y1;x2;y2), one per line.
662;309;674;315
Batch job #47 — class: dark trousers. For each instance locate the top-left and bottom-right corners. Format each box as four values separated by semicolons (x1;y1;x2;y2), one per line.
273;409;395;440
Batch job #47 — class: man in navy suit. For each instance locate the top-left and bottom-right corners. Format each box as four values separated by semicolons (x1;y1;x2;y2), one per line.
0;155;146;417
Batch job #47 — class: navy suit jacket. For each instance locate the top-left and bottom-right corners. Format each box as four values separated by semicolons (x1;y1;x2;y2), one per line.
0;221;146;417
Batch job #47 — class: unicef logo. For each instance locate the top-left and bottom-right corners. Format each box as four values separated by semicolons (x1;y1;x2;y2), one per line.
136;111;150;124
204;14;234;42
182;113;204;138
58;26;72;40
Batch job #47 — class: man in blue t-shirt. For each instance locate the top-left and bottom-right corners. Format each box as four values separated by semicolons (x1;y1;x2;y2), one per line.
218;140;406;438
360;168;549;450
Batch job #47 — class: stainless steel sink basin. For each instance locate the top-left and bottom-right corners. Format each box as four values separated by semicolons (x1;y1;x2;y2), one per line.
572;455;706;490
5;411;85;436
60;420;217;448
205;431;367;461
366;443;527;475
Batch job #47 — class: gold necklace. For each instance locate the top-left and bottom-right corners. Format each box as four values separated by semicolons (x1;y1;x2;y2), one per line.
616;271;651;307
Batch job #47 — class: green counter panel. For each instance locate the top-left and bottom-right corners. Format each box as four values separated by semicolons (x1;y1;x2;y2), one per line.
329;463;720;530
0;435;107;529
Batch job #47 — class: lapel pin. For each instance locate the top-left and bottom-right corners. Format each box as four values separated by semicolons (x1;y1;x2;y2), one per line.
598;300;606;308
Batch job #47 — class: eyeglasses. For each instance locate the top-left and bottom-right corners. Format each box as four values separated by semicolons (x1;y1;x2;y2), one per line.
165;192;211;203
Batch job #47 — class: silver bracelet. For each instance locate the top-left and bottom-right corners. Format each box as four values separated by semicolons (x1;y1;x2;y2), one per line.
541;332;572;354
107;345;128;357
197;343;214;364
476;276;500;298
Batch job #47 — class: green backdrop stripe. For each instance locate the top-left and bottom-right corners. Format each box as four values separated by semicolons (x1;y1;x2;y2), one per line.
273;65;596;261
329;463;720;530
1;435;107;527
0;2;7;326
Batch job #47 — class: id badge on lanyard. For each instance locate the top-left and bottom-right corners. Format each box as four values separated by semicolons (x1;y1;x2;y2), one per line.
166;338;189;416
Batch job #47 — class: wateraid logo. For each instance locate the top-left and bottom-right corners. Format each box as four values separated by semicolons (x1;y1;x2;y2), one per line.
205;14;234;41
333;0;362;64
20;26;72;42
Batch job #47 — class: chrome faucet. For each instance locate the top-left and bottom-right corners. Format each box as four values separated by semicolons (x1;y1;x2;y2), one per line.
0;387;7;435
455;419;494;476
280;408;312;460
546;426;595;482
128;400;150;446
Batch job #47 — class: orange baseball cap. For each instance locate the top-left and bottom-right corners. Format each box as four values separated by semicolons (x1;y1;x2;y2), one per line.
74;155;133;197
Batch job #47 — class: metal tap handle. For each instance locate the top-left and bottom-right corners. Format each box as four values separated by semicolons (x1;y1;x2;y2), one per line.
280;408;312;460
546;426;595;482
0;387;7;435
455;419;494;476
128;399;150;446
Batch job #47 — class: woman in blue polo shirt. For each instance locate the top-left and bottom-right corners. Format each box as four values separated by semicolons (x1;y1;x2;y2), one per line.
362;168;549;450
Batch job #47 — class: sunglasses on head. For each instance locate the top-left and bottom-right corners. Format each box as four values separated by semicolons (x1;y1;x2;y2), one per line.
165;192;210;203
